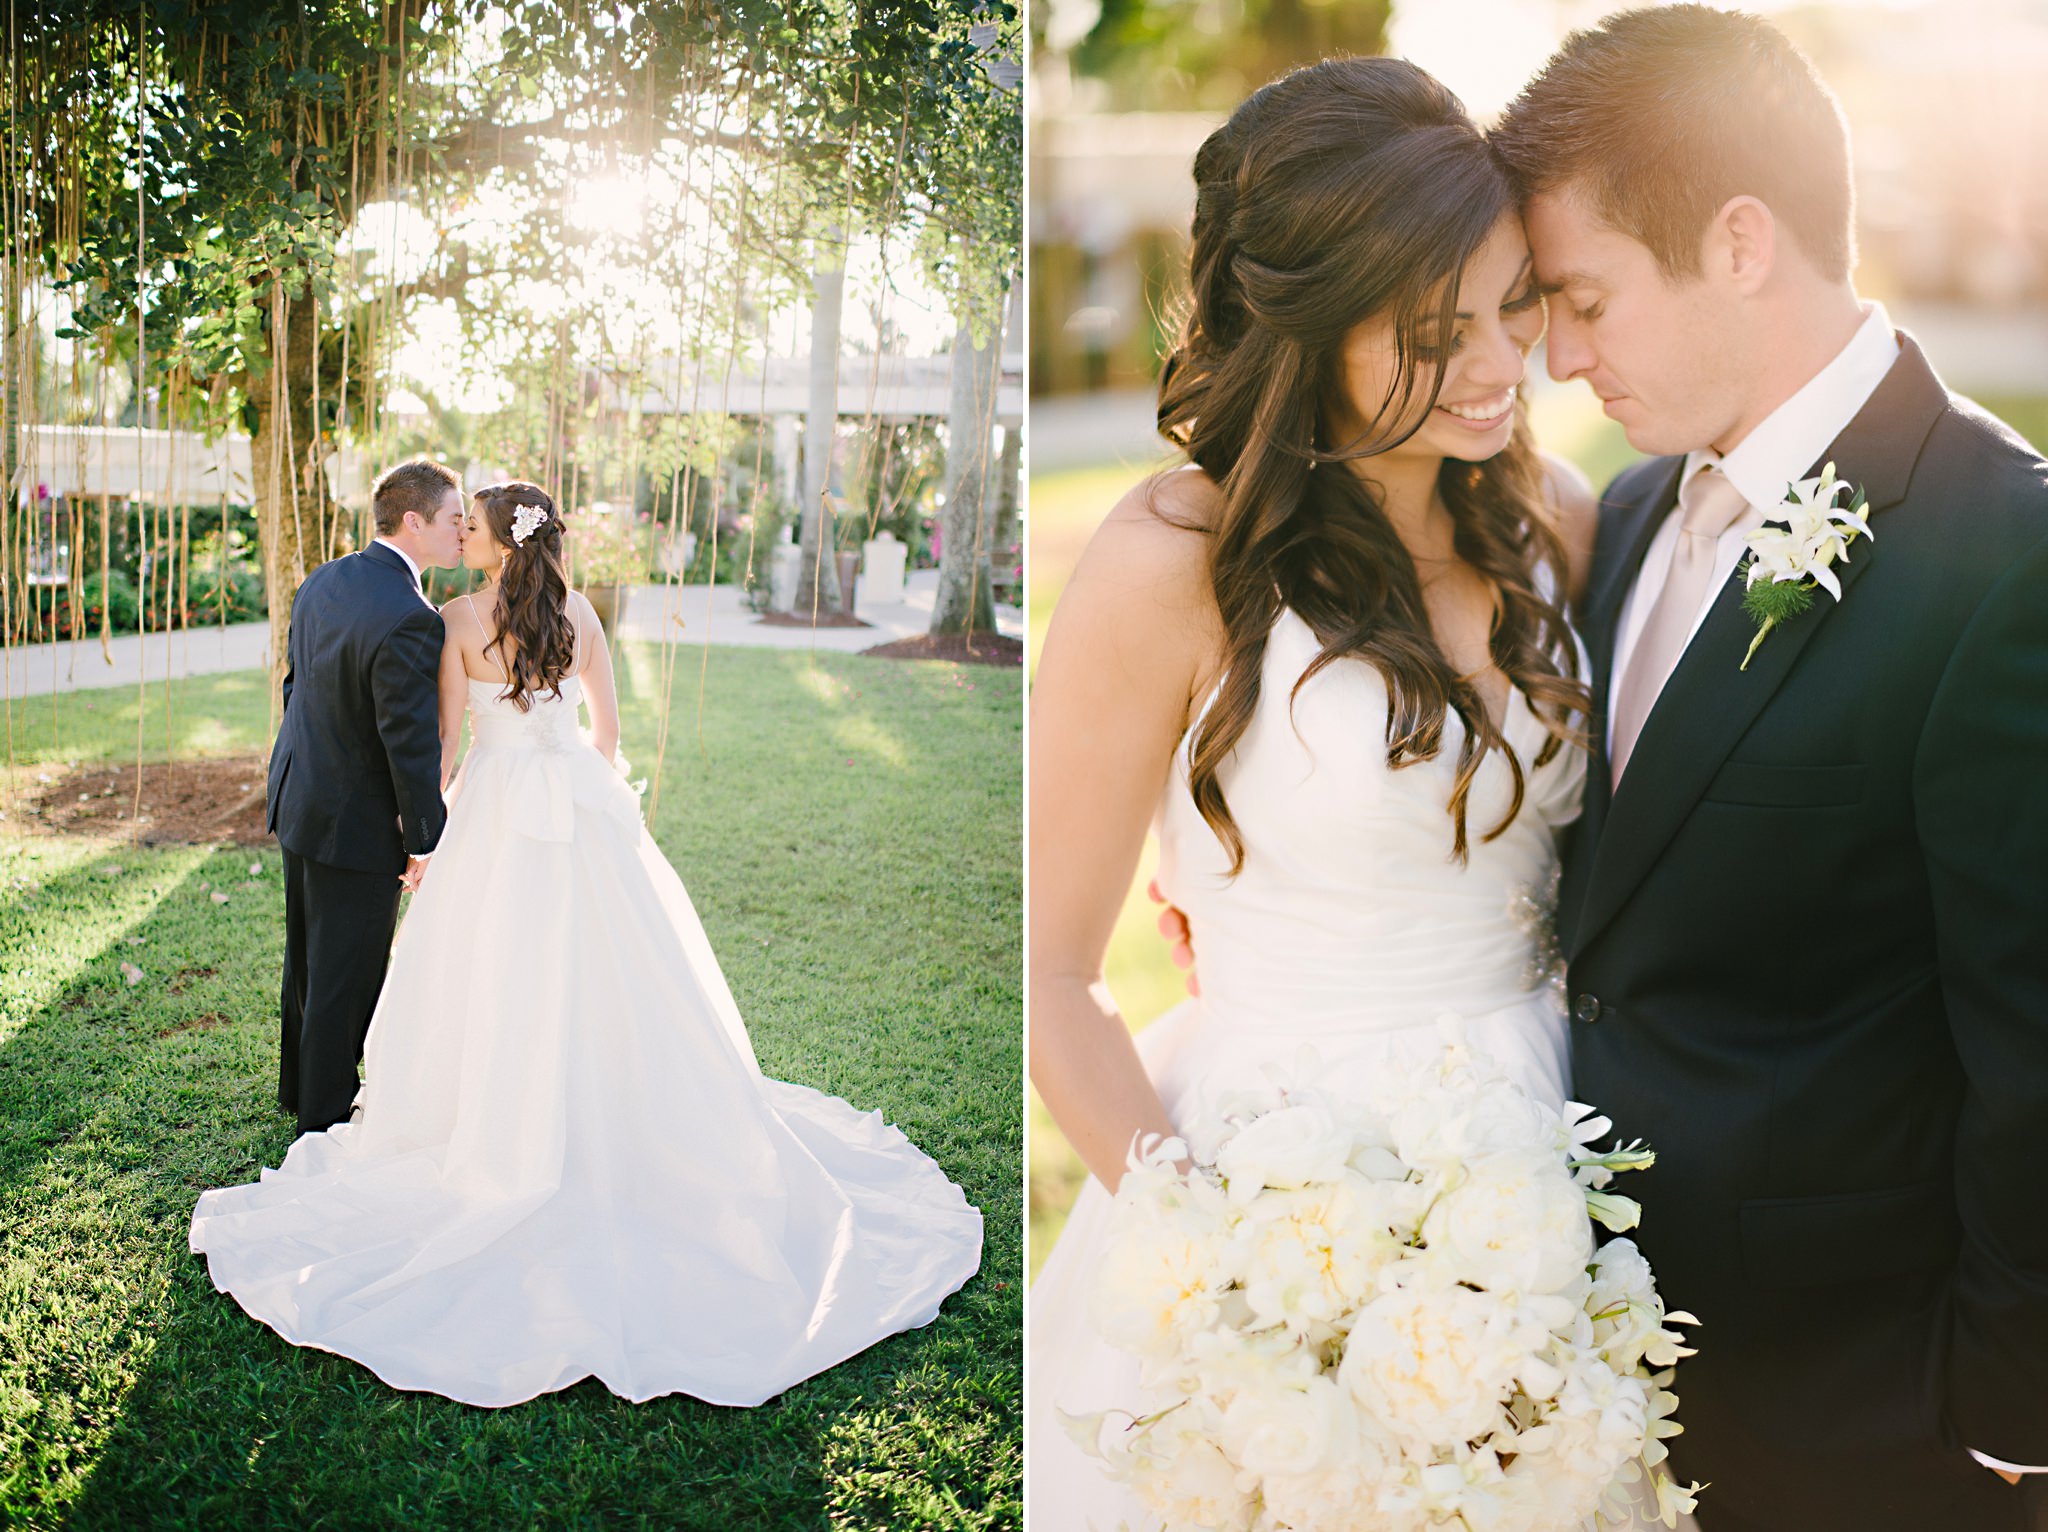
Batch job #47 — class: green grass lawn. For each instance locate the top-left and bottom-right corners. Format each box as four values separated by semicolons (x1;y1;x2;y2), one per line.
0;645;1021;1531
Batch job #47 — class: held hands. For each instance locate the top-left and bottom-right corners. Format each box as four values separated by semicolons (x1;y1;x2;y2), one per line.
400;855;429;894
1147;879;1200;998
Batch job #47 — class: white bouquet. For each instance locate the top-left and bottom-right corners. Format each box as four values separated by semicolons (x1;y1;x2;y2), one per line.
1067;1052;1702;1531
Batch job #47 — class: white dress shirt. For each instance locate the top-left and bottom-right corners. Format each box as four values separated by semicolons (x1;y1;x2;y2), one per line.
1607;303;1900;756
1606;304;2039;1478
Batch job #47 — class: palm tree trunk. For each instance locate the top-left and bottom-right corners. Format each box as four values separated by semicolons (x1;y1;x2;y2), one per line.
794;233;845;614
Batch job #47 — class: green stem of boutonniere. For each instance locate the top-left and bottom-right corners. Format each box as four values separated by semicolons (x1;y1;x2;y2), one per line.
1738;562;1816;671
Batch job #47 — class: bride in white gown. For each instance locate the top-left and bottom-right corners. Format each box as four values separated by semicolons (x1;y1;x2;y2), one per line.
191;480;982;1409
1028;59;1635;1529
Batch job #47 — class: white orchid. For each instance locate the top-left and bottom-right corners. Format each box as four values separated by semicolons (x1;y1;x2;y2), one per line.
1738;461;1873;668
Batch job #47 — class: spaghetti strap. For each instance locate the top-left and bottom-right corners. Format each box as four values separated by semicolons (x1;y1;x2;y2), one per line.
462;593;513;684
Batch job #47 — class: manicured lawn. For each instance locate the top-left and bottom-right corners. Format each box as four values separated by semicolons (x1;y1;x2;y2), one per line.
0;644;1021;1531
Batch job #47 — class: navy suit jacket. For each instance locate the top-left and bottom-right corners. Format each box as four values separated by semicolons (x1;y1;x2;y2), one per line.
1560;336;2048;1528
266;542;446;875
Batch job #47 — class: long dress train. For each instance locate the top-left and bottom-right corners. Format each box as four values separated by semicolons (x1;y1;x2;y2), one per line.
192;673;983;1408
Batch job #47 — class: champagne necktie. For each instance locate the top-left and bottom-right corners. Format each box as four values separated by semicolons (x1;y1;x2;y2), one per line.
1609;465;1752;786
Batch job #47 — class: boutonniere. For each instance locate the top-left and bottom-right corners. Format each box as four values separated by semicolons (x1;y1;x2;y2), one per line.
1736;461;1872;670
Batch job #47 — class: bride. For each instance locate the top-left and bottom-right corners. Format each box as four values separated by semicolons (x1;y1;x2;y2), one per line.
190;480;982;1408
1028;57;1612;1527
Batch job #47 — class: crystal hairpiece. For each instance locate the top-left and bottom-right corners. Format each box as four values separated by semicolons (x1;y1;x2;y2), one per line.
511;504;549;547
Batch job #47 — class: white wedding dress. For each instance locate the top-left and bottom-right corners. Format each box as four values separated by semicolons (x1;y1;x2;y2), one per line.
1029;608;1591;1529
191;670;983;1408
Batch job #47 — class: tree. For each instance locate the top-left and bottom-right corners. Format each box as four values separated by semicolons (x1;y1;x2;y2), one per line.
921;3;1021;637
929;296;1004;634
6;0;1022;689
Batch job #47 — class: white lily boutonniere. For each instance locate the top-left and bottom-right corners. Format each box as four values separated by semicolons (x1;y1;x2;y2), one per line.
1737;461;1873;670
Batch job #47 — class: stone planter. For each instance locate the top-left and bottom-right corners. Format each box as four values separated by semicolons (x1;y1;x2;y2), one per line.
585;583;629;640
835;550;861;615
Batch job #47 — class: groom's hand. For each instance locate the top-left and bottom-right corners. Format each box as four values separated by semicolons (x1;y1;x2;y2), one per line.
1147;879;1200;997
400;855;429;894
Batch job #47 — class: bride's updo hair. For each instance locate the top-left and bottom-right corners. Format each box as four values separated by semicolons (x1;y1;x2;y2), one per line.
473;481;577;713
1159;56;1589;871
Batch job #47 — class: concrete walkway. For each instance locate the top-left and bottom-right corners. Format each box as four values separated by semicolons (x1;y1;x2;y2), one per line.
0;569;1022;698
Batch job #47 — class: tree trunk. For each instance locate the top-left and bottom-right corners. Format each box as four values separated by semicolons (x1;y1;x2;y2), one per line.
250;286;346;699
929;300;1004;636
793;235;844;614
993;423;1021;593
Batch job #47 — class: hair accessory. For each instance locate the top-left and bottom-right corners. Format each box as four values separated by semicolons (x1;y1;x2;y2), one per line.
511;504;549;546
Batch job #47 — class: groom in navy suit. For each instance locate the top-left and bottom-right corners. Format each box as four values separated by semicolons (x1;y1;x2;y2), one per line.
266;459;465;1136
1493;8;2048;1528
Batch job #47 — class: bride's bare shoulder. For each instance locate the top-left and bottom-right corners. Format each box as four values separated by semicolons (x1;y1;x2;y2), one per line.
1072;464;1221;604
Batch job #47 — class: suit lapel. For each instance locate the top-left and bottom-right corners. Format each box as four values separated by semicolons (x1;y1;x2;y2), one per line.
1566;336;1949;960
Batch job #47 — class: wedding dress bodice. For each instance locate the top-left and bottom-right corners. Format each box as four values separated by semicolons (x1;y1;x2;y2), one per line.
458;673;643;845
466;672;585;752
1154;608;1587;1039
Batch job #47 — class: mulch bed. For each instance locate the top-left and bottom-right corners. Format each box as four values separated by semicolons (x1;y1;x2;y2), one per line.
10;754;273;846
860;632;1024;667
755;609;873;630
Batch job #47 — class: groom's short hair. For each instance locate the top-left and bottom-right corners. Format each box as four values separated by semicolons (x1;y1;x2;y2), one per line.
1491;4;1854;283
371;459;462;536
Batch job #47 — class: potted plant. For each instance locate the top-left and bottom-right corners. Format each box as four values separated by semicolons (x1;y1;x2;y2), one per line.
566;510;647;639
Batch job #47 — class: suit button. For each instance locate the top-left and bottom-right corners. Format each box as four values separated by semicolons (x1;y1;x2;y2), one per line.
1572;994;1603;1025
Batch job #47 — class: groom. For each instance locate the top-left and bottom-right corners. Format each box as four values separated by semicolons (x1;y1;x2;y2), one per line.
266;458;465;1136
1486;8;2048;1529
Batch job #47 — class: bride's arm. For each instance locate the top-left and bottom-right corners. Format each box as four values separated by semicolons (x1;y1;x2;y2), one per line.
1031;473;1223;1193
436;598;470;790
572;591;622;764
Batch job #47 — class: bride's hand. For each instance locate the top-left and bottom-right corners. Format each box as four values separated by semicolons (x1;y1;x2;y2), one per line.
1147;879;1201;997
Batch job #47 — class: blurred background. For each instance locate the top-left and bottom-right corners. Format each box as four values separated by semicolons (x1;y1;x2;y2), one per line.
1027;0;2048;1274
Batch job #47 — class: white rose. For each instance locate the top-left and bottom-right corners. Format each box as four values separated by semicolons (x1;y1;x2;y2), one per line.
1215;1103;1354;1199
1390;1077;1563;1176
1219;1374;1352;1480
1127;1409;1257;1532
1422;1150;1593;1297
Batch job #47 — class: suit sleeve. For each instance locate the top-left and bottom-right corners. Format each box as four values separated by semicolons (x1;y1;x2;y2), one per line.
1913;530;2048;1462
371;605;449;858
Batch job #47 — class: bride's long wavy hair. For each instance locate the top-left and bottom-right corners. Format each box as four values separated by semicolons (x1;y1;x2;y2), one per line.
1159;56;1590;872
473;481;577;713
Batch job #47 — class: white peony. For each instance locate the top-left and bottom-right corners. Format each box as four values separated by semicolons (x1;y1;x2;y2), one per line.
1077;1060;1699;1531
1235;1176;1405;1334
1337;1282;1545;1449
1091;1170;1239;1368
